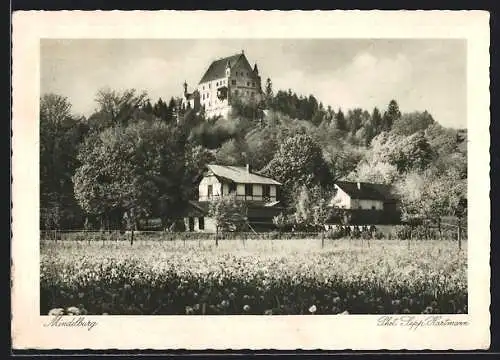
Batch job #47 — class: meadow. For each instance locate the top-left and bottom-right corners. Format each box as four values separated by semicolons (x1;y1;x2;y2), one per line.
40;237;467;316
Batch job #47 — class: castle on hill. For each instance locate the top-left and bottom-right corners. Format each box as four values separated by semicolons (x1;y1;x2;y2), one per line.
181;50;263;119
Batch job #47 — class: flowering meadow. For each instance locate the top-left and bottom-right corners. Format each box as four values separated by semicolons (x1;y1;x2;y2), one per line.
40;238;467;315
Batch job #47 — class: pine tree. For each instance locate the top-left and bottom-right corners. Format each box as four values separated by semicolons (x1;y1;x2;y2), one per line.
265;78;273;108
371;107;383;134
335;108;347;131
382;99;401;131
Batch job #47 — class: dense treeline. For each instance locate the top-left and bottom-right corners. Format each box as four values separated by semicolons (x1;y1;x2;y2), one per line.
40;78;467;231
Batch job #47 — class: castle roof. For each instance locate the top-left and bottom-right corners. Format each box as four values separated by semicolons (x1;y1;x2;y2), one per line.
199;53;257;84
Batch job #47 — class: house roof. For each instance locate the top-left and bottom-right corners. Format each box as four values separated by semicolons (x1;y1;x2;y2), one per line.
198;53;257;84
335;181;398;201
206;164;282;185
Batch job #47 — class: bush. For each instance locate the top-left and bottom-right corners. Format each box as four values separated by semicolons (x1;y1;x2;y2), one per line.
392;224;462;241
324;228;344;240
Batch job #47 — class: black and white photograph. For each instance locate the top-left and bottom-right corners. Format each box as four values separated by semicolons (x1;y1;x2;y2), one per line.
12;11;490;350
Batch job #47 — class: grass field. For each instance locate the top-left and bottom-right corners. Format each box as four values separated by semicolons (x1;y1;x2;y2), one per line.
40;238;467;315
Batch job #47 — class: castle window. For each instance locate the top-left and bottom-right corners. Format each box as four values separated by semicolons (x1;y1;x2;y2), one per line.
234;89;239;95
247;82;250;86
252;82;255;86
231;80;236;85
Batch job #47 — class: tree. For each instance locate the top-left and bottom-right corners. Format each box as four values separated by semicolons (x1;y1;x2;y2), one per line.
327;149;364;179
40;93;87;229
311;110;325;127
369;131;435;174
424;123;461;156
292;185;332;230
244;126;280;171
40;93;73;125
347;160;399;185
334;108;347;131
180;143;216;206
382;99;401;131
371;107;383;134
273;212;294;232
265;77;273;108
395;171;467;225
208;194;249;233
142;99;154;115
215;139;248;166
93;88;148;129
261;133;333;207
392;111;435;136
73;120;186;229
346;108;363;135
390;131;436;173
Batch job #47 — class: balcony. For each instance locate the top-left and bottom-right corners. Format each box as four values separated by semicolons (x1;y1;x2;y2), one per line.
198;194;275;202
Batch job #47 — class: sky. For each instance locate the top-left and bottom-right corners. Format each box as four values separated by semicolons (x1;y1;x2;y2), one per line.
41;39;467;129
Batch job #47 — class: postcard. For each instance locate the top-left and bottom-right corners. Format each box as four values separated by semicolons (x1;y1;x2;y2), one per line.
12;10;490;350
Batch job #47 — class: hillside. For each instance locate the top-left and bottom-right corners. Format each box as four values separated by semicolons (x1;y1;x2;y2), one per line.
39;87;467;230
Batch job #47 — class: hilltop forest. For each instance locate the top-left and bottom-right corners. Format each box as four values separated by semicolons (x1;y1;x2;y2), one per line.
40;79;467;230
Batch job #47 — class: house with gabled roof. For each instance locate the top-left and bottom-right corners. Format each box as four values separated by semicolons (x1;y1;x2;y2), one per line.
327;181;402;226
181;50;263;119
181;164;283;232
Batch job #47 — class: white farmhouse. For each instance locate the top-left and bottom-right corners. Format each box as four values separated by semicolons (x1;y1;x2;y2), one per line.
182;164;282;232
328;181;401;226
